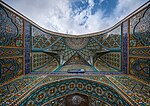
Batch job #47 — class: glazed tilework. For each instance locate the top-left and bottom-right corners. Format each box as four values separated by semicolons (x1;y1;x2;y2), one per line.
0;5;25;85
44;96;65;106
129;47;150;57
32;26;58;50
122;21;128;73
60;64;93;72
2;75;46;106
33;60;58;72
19;78;130;106
107;75;150;105
94;58;118;72
95;26;121;50
24;21;31;74
128;5;150;83
49;37;101;65
0;0;149;75
100;52;121;70
31;26;122;71
49;37;75;63
0;6;24;47
1;74;143;106
1;75;113;105
0;75;38;103
129;57;150;82
40;75;112;86
89;96;110;106
79;37;102;62
0;1;150;106
64;53;89;65
48;35;122;68
44;94;109;106
130;6;150;47
0;57;23;84
32;52;54;70
0;48;23;58
65;37;89;50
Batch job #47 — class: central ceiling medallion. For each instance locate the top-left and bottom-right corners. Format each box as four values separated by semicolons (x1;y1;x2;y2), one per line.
65;37;89;50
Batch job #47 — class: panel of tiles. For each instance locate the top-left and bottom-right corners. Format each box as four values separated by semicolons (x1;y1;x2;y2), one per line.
0;57;23;84
129;47;150;57
122;21;128;73
24;21;31;74
95;26;121;50
130;6;150;47
44;93;109;106
31;24;122;72
0;48;23;58
0;75;112;105
0;5;25;84
0;75;39;103
129;5;150;82
19;78;130;106
1;75;46;106
2;75;148;105
32;26;59;50
94;59;117;72
107;75;150;105
0;6;24;47
32;52;55;70
100;52;121;71
129;57;150;82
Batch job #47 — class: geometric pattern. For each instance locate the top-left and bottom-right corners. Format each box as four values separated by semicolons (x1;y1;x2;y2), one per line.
64;37;89;50
24;21;31;74
130;6;150;47
0;6;18;46
122;20;128;73
0;57;23;84
32;26;59;50
0;75;39;103
64;53;90;65
30;21;121;73
32;60;58;73
107;75;150;105
47;37;105;65
129;4;150;83
19;78;131;106
94;58;117;72
133;6;150;46
33;25;122;70
1;75;46;106
100;52;121;71
44;93;109;106
94;25;121;50
129;57;150;82
0;75;120;105
0;4;24;85
32;52;55;70
1;75;148;105
0;6;24;47
0;2;150;106
39;75;113;86
129;47;150;57
47;37;76;64
0;48;23;58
